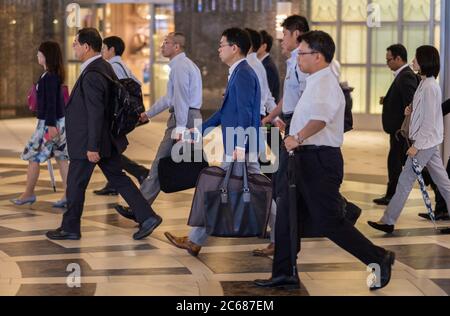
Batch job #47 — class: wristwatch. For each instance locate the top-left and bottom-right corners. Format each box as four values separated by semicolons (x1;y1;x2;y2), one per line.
294;134;304;145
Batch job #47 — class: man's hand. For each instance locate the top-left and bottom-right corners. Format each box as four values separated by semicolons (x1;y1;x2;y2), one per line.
233;147;246;162
407;146;418;158
261;116;271;126
87;151;101;163
47;126;59;140
273;118;286;133
284;136;301;152
140;112;149;123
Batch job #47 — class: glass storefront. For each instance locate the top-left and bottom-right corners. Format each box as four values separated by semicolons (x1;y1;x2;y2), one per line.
66;1;174;108
309;0;441;115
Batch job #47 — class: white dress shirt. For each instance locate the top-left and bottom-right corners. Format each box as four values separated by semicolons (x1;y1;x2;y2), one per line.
260;53;270;62
145;52;202;134
108;56;142;85
80;54;102;74
246;53;277;115
290;66;345;147
283;48;308;115
394;63;411;78
409;77;443;150
228;58;246;80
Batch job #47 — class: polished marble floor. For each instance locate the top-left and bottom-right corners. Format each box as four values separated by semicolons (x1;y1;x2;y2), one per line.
1;116;450;296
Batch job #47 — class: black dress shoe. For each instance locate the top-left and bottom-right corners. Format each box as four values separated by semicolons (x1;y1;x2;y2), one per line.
370;251;395;291
46;228;81;240
133;215;162;240
115;205;137;222
418;212;450;221
373;196;391;206
93;185;118;196
254;275;300;290
367;221;395;234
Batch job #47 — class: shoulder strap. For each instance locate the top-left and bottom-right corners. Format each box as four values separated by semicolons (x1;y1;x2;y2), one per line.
79;70;116;94
112;62;130;79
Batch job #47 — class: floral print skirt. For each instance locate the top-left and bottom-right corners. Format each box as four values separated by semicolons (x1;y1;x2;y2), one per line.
21;118;69;163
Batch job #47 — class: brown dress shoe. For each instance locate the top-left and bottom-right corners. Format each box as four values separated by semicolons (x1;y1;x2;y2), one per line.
252;243;275;257
164;232;201;257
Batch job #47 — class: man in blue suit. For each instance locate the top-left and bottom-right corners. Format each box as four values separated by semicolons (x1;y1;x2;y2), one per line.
164;28;262;256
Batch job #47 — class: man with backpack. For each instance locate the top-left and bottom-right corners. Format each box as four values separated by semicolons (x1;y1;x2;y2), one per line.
114;32;202;220
92;36;150;197
46;28;162;241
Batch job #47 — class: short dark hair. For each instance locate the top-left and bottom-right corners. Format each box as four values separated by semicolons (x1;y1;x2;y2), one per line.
222;28;251;56
416;45;440;78
281;15;310;34
103;36;125;56
38;41;65;83
298;31;335;63
260;30;273;53
77;28;102;53
387;44;408;62
244;28;262;52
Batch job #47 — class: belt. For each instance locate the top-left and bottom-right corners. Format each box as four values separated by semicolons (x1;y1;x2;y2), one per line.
169;107;200;113
294;145;337;152
282;112;293;120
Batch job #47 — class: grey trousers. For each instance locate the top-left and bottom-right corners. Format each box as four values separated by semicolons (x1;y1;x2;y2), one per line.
381;146;450;225
189;159;262;246
140;109;202;205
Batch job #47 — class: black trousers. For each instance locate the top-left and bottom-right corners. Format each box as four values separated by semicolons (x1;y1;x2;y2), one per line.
429;157;450;214
386;133;408;198
62;151;157;234
271;114;292;200
272;147;386;277
104;154;149;189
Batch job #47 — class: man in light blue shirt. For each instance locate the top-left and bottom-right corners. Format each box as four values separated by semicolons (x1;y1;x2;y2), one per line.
118;32;203;215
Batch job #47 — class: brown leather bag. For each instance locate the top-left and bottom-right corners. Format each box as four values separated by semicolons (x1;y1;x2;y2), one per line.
397;105;412;146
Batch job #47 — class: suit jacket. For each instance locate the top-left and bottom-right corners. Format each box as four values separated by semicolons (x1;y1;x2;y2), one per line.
382;66;420;134
200;60;261;156
36;72;65;126
262;55;281;104
65;57;128;160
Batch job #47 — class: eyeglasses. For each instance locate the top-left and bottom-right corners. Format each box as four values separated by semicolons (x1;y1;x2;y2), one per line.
298;50;319;56
386;57;394;63
219;42;233;49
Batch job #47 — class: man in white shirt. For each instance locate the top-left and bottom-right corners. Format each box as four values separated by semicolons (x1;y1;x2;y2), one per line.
257;30;281;104
93;36;149;197
116;32;202;217
253;15;310;258
245;28;277;117
256;31;394;291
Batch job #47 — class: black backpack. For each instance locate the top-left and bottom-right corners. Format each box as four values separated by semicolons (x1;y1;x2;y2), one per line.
341;84;354;133
82;65;145;138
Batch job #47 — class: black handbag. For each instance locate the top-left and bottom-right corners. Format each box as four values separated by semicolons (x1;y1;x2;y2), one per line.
158;146;209;193
204;161;270;238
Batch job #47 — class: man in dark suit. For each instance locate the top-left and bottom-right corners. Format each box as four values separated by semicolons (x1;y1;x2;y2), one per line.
373;44;420;206
257;30;281;104
46;28;162;241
